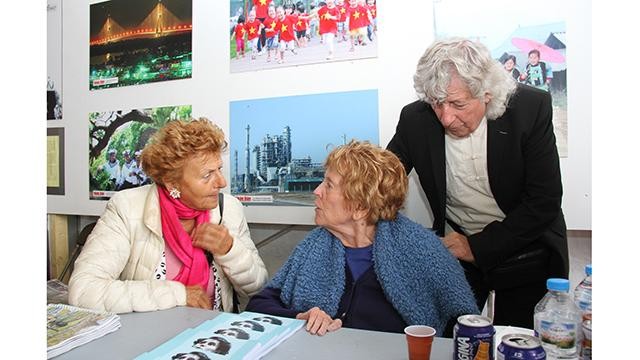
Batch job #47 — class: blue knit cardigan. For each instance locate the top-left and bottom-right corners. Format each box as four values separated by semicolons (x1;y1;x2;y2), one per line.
269;214;479;335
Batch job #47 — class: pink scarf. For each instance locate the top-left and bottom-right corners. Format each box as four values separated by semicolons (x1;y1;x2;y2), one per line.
158;186;211;289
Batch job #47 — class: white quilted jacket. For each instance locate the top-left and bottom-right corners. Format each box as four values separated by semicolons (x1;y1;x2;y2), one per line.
68;184;268;313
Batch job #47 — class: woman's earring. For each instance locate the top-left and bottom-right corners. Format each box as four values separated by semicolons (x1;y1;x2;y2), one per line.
169;188;181;199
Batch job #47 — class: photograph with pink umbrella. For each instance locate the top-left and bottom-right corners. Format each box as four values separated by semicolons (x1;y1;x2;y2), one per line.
511;37;566;63
432;0;568;157
511;37;566;92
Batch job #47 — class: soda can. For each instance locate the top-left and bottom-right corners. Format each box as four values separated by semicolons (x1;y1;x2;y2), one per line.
453;314;495;360
581;318;592;360
497;334;546;360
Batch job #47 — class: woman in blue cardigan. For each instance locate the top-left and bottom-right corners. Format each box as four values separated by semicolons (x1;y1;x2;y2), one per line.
247;141;478;336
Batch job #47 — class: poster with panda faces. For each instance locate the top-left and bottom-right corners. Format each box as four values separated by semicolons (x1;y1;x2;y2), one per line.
135;312;304;359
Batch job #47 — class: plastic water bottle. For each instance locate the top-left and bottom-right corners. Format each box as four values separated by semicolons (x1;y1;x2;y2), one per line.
533;278;581;359
574;264;592;360
574;264;592;315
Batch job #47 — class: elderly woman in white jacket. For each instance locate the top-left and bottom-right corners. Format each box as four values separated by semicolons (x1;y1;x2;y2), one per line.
69;118;268;313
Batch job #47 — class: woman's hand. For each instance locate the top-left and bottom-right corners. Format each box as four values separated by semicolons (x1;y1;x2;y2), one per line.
191;223;233;256
296;307;342;336
185;285;212;309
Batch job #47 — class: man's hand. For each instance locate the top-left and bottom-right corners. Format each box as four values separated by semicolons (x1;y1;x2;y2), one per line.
296;307;342;336
441;232;475;263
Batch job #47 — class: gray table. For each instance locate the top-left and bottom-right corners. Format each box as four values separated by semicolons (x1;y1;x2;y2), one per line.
55;307;453;359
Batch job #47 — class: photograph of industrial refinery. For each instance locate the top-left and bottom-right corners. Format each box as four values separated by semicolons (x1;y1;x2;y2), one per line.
229;89;379;206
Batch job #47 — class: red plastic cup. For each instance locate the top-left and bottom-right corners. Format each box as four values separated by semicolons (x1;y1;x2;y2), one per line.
404;325;436;360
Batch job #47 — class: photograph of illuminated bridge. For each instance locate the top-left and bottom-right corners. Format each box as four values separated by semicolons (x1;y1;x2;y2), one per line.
90;0;192;90
229;90;379;206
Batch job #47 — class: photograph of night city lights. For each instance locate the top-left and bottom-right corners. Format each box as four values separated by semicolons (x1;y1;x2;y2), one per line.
89;0;192;90
229;89;379;206
89;104;192;200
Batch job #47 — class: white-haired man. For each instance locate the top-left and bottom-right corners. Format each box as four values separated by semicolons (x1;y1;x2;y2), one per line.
387;37;568;329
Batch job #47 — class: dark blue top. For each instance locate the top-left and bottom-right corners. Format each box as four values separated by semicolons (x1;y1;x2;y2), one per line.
246;261;407;333
344;245;373;282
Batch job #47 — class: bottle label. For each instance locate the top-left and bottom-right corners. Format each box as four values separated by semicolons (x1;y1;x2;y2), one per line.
538;320;577;349
577;299;592;311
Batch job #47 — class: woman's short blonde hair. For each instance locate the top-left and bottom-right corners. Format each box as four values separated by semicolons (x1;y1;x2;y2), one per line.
325;140;408;224
140;118;227;186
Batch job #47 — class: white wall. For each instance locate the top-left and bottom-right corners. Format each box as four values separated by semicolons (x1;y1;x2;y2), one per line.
47;0;591;230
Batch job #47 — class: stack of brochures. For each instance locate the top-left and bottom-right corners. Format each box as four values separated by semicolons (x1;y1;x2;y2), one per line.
47;304;121;359
135;311;305;360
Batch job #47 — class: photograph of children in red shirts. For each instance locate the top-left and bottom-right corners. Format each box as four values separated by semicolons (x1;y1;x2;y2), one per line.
317;0;340;60
347;0;372;52
366;0;376;41
231;15;246;59
294;5;310;48
252;0;273;53
245;10;263;60
229;0;378;72
262;6;279;62
275;5;297;64
336;0;349;42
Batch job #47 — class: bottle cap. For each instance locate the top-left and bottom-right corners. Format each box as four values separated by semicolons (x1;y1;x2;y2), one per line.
546;278;569;292
585;264;592;276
